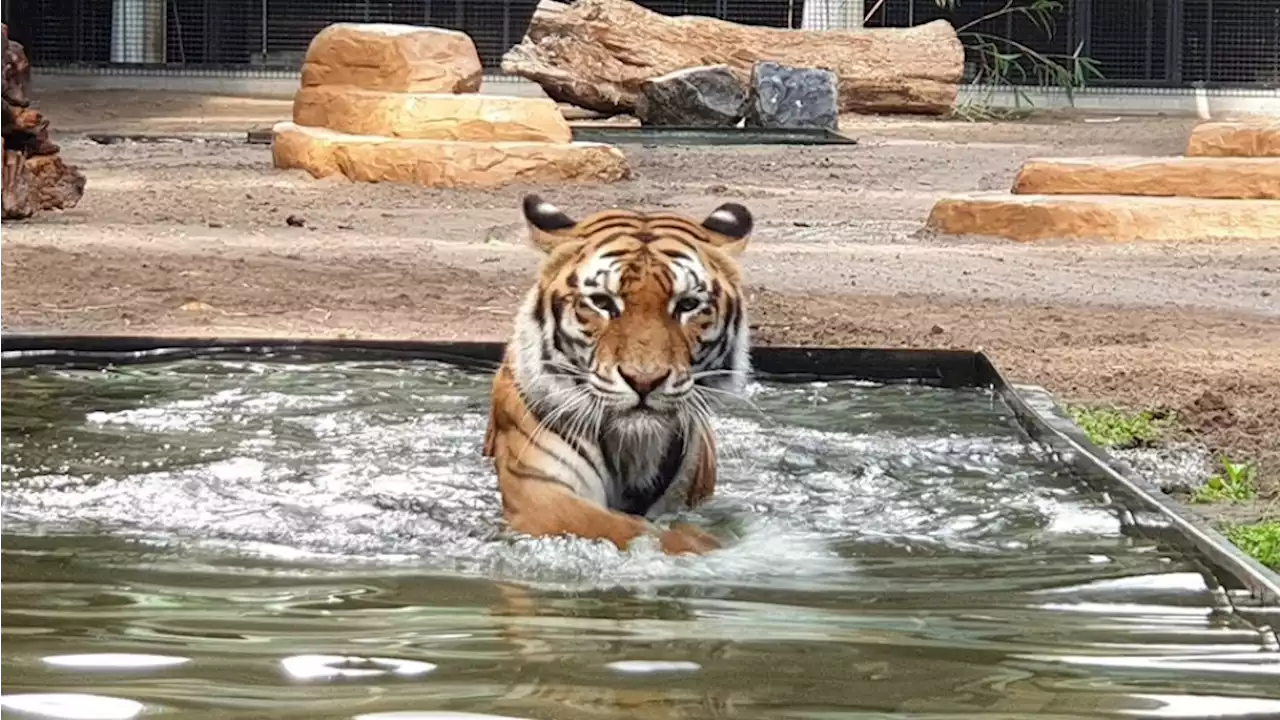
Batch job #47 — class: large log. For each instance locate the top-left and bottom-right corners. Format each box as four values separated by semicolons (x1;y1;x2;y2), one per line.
2;23;85;221
501;0;963;116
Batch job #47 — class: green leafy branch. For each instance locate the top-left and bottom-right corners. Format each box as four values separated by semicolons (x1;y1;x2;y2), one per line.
861;0;1105;118
944;0;1104;117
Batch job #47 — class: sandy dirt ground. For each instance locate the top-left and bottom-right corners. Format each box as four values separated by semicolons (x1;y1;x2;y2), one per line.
3;90;1279;526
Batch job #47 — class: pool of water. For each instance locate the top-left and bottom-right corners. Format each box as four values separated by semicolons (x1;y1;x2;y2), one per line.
2;355;1278;720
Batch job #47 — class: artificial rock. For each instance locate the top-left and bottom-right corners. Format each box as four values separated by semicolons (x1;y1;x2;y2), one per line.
1013;156;1280;200
635;65;747;127
271;122;630;189
292;86;573;143
300;23;483;94
926;192;1280;243
745;61;839;130
1185;120;1280;158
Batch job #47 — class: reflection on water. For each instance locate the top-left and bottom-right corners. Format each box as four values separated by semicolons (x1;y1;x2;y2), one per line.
2;355;1278;719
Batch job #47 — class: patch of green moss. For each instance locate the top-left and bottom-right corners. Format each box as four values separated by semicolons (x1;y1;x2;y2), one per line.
1066;406;1172;449
1225;521;1280;571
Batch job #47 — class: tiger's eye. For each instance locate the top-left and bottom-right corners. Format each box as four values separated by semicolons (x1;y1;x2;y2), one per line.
587;293;618;316
673;296;701;315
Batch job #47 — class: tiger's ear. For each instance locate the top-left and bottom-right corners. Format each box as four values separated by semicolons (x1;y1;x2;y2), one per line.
522;194;579;253
700;202;753;256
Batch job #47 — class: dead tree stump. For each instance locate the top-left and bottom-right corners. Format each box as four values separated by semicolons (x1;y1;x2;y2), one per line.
2;23;85;221
501;0;964;116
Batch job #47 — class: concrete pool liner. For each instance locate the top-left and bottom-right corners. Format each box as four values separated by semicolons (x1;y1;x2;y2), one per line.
3;332;1277;621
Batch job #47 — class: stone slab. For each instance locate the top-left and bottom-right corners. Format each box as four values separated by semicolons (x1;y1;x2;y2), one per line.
1013;156;1280;200
745;61;838;131
926;192;1280;243
1185;120;1280;158
292;87;572;143
635;65;747;127
301;23;483;94
271;122;629;188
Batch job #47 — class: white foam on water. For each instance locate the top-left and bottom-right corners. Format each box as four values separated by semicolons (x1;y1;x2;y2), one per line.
478;514;850;592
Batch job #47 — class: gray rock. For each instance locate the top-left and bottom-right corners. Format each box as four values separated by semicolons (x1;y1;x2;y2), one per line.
635;65;747;127
1111;443;1214;495
746;61;839;131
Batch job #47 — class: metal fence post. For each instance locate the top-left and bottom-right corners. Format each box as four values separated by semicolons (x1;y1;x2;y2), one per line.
1143;0;1154;80
1205;0;1215;82
1074;0;1092;63
1168;0;1184;85
502;0;512;52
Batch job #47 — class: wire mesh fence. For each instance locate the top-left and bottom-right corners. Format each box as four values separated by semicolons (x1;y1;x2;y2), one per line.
3;0;1278;88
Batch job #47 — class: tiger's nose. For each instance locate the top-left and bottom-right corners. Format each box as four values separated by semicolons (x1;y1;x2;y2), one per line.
618;367;671;398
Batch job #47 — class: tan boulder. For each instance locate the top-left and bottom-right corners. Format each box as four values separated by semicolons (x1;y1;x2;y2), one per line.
301;23;482;94
1013;156;1280;200
925;192;1280;243
271;122;630;188
1186;120;1280;158
292;86;572;143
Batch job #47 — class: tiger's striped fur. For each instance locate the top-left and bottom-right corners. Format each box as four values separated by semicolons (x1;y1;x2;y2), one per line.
483;194;754;555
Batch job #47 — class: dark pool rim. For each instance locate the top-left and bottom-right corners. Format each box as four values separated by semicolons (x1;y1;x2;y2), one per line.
84;127;857;147
243;126;859;147
566;125;858;146
4;332;1277;610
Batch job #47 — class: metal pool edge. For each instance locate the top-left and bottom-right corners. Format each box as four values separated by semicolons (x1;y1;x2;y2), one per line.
997;379;1280;610
238;127;859;147
3;332;1276;609
566;126;859;146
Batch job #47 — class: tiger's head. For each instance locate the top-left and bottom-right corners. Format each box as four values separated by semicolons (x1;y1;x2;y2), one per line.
510;194;753;431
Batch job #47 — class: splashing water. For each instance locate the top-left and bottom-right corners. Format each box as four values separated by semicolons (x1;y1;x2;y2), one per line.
3;355;1277;719
4;357;1102;589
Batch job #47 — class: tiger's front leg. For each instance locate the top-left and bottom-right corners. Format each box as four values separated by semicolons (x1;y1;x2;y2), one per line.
485;365;719;555
494;461;719;555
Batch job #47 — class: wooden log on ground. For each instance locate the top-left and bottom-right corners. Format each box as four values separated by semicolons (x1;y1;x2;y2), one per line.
2;22;85;220
2;138;35;219
501;0;963;116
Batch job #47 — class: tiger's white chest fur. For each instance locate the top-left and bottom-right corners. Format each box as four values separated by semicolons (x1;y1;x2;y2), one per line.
598;414;699;518
525;405;698;519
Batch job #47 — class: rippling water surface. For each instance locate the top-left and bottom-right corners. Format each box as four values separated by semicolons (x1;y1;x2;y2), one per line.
3;354;1278;720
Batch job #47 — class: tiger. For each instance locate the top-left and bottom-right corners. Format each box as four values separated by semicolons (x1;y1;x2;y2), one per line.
482;193;754;556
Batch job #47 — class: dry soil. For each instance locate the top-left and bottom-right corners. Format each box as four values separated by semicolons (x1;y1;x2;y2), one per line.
3;90;1278;525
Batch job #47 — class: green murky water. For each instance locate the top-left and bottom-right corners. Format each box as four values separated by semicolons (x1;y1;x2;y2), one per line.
2;354;1278;720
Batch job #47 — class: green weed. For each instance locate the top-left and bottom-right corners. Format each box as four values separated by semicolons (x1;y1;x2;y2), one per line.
1225;521;1280;570
1067;406;1171;449
1191;457;1258;503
